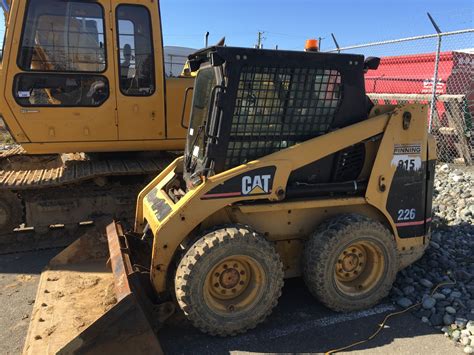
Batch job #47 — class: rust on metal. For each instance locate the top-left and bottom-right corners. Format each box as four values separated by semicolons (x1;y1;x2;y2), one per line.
106;222;133;302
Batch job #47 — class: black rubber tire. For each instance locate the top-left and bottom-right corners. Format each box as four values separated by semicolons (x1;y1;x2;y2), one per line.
175;225;284;336
303;214;398;312
0;191;23;235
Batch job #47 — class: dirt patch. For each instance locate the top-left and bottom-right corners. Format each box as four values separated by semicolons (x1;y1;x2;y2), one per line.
23;261;118;355
43;325;57;337
52;291;64;299
72;316;86;330
17;275;35;282
102;280;117;311
3;274;37;291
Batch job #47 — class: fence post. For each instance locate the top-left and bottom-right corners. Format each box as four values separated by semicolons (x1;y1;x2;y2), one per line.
427;13;442;133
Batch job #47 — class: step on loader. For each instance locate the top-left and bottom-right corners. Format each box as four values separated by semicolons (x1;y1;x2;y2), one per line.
23;46;436;354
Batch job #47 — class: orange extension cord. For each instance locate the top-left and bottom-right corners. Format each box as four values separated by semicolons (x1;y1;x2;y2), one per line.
324;280;457;354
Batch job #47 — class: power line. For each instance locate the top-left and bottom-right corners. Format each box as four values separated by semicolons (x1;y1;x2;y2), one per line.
265;31;315;39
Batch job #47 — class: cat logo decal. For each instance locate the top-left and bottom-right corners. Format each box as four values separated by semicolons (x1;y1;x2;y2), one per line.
241;175;271;195
201;167;276;200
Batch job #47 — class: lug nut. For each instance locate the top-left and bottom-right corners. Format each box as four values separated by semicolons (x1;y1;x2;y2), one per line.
223;264;228;269
232;288;237;293
240;270;245;275
239;281;244;285
215;272;220;277
214;283;219;288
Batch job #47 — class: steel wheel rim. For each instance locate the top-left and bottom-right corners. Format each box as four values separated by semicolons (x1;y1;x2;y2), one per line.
204;255;265;315
334;240;385;296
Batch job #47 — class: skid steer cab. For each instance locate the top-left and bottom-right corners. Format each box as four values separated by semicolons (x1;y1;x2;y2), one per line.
24;46;436;354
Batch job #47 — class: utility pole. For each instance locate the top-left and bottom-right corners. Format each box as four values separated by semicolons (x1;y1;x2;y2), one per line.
256;31;265;49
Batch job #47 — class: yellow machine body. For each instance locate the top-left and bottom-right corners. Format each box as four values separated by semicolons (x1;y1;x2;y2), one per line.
0;0;192;154
137;104;435;293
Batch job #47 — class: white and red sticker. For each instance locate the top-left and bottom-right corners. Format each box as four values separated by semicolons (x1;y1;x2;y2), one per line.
391;143;422;172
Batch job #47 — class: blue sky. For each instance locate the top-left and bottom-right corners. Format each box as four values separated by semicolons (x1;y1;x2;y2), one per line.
2;0;473;52
160;0;473;50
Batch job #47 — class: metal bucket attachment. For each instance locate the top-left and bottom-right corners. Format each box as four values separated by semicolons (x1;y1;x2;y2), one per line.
23;224;166;354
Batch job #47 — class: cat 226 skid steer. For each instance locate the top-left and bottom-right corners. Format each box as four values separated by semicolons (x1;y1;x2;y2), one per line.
24;46;436;354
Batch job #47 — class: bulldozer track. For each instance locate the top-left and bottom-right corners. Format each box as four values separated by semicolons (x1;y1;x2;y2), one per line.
0;148;175;241
0;147;172;189
0;145;26;159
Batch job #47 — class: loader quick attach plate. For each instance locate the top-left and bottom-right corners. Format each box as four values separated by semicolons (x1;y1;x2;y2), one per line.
23;225;163;355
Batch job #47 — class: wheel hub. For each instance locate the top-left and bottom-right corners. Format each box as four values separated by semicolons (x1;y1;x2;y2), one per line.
209;259;249;300
333;239;386;296
220;268;240;289
336;245;366;282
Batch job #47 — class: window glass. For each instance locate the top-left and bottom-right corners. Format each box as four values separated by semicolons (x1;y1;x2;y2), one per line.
116;5;155;96
14;74;109;107
18;0;106;72
186;67;216;161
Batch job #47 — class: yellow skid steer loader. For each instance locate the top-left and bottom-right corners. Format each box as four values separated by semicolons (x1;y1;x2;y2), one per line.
23;46;436;354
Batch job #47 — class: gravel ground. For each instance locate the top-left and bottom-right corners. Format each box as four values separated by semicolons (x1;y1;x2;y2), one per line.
391;164;474;353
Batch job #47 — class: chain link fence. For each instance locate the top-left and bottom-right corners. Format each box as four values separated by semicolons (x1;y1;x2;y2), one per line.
328;28;473;165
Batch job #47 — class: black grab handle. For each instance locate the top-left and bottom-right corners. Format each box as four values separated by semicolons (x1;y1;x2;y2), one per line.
181;87;194;129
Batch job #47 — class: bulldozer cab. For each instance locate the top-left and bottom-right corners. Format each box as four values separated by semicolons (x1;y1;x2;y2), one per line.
184;46;372;188
0;0;192;153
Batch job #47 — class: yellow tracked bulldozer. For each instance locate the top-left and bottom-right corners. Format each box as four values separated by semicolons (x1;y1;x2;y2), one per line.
0;0;195;242
24;46;436;353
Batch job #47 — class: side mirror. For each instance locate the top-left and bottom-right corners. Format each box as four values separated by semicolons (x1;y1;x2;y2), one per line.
364;57;380;72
